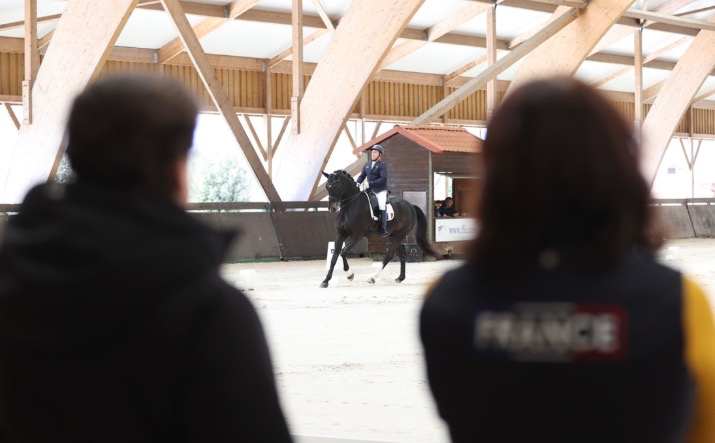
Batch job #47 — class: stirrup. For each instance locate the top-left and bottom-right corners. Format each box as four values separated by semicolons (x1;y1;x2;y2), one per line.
380;227;390;237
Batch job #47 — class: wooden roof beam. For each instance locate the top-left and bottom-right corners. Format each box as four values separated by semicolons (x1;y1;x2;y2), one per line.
157;0;260;64
158;0;282;202
691;87;715;105
0;13;62;31
412;7;580;125
470;0;588;9
378;2;489;71
590;0;697;55
14;0;674;41
267;0;337;70
37;29;54;50
267;28;329;68
626;9;715;31
643;80;665;103
507;0;637;94
676;5;715;16
309;0;335;31
0;0;139;203
273;0;425;201
641;17;715;184
3;103;20;130
444;52;488;85
590;36;690;88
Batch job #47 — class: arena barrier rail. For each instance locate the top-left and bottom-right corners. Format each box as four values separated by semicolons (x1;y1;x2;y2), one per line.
0;201;368;261
2;199;711;258
294;436;399;443
650;199;715;239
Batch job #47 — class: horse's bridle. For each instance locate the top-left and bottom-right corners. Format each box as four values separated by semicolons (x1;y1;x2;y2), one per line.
327;178;361;209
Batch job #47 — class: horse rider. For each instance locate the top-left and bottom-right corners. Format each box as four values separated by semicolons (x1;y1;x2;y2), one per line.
356;144;390;237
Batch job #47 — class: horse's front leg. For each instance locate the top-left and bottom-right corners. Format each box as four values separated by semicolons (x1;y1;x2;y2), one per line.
340;234;362;281
320;235;344;288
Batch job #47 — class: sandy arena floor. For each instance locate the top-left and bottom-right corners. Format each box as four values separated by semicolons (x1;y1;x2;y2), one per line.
220;239;715;443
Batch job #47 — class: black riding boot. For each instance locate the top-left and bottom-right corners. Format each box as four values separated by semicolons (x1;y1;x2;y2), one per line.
380;210;390;237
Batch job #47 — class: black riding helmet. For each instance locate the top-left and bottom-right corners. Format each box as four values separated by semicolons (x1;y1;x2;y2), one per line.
370;144;385;155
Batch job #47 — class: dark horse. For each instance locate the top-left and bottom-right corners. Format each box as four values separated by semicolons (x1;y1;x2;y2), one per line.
320;170;439;288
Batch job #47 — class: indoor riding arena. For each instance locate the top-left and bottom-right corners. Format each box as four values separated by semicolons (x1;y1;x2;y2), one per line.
1;0;715;442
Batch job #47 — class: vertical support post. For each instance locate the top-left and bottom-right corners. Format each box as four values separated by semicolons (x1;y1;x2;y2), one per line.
441;76;447;124
428;151;434;243
359;89;366;145
486;4;497;119
690;137;694;198
291;0;304;135
23;0;38;125
689;107;694;198
634;28;643;128
264;65;273;177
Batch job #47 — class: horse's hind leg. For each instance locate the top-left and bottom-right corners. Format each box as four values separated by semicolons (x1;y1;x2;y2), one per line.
341;235;361;281
321;237;344;288
367;240;401;284
396;244;406;283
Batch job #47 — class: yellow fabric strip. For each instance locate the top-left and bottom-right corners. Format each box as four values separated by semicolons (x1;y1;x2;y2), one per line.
683;277;715;443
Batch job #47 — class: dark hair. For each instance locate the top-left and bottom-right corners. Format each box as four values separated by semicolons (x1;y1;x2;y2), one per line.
472;77;662;272
445;197;453;202
66;74;198;197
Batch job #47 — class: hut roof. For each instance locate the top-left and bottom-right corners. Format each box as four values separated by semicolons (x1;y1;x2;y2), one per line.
354;125;484;155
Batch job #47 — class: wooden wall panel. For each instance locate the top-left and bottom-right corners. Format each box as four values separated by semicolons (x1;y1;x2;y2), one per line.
693;108;715;134
366;134;430;254
0;52;23;96
611;101;635;122
0;51;713;136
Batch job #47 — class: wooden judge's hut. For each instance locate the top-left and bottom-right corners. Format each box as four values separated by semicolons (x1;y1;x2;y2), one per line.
353;125;484;259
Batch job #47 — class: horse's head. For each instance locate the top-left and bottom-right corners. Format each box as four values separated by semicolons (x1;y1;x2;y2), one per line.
322;170;357;212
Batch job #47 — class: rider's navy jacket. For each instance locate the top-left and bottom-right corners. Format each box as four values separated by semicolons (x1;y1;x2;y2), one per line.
421;251;715;443
356;161;388;192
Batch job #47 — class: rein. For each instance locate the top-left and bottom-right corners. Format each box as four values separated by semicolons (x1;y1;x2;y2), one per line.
327;178;362;210
338;191;362;208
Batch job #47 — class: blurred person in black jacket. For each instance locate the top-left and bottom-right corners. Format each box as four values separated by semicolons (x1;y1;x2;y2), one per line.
0;75;292;443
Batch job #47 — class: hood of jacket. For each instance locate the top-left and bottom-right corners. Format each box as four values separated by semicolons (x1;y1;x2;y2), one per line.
0;183;235;354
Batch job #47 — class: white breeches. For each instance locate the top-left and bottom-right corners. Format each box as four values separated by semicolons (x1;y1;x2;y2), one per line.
376;190;388;210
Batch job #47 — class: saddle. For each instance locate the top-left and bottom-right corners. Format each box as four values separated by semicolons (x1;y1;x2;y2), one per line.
366;191;395;222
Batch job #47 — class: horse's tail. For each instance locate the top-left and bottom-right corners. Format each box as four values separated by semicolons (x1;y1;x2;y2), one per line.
413;205;441;259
